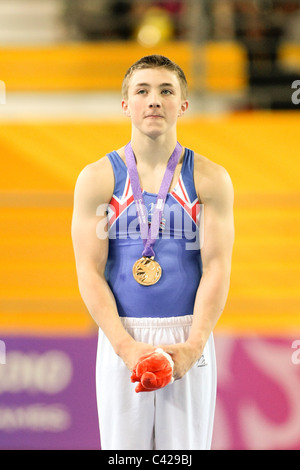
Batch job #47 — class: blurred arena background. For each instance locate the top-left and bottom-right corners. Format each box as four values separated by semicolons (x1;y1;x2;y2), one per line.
0;0;299;450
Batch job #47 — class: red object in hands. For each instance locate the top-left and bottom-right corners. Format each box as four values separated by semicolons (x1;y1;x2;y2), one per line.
131;348;174;393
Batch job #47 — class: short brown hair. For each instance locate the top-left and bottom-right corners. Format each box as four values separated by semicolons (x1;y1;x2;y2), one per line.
122;54;188;100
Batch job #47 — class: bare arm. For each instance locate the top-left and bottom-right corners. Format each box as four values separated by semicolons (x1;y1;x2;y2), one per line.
162;157;235;379
71;157;155;370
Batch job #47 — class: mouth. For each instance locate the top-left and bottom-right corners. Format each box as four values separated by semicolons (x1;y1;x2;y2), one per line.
145;114;164;119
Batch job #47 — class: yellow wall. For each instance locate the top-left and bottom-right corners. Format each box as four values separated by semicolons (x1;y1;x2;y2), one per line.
1;40;298;93
0;41;247;93
0;111;299;337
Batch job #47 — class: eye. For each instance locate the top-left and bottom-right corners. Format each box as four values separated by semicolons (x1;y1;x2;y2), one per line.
161;89;173;95
137;89;147;95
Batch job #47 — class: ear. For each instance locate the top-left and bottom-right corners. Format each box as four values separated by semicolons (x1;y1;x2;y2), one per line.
178;100;189;117
122;99;131;117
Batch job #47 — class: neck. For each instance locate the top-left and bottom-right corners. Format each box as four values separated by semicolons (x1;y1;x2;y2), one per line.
130;132;178;167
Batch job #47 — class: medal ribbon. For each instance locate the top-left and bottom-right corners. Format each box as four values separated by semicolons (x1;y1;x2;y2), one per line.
124;141;182;258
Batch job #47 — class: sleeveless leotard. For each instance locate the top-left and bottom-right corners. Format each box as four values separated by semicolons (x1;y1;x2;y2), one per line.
105;148;202;318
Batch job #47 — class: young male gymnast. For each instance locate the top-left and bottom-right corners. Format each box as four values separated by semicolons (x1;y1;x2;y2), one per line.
71;55;234;450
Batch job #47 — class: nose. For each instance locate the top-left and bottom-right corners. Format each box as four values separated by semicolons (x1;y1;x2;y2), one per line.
148;91;161;108
149;102;161;108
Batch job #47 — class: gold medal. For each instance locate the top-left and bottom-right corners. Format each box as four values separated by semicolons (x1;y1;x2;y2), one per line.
132;256;162;286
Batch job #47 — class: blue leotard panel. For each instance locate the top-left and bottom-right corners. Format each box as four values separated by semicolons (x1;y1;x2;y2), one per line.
105;148;202;318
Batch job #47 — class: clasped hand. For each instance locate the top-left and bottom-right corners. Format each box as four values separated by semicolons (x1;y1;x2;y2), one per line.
128;341;202;393
159;342;201;381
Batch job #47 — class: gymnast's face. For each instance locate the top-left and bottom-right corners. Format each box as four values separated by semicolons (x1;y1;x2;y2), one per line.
122;68;188;139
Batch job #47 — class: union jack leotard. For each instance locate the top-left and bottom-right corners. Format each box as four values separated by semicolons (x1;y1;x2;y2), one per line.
105;147;202;318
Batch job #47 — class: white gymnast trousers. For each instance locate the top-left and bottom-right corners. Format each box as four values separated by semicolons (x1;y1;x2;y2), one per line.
96;315;217;450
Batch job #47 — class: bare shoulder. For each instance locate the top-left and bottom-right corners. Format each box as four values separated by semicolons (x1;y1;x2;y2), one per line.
74;155;114;208
193;152;234;204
